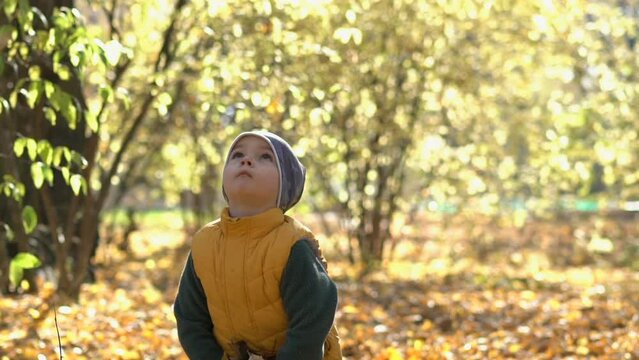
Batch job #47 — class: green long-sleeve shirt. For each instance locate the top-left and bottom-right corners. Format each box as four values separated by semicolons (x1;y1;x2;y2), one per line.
174;239;338;360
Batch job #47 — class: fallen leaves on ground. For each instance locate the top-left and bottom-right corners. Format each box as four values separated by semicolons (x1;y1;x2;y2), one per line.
0;261;186;359
0;230;188;360
1;228;639;359
335;265;639;359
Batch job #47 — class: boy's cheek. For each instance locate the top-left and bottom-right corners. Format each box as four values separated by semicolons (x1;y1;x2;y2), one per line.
221;170;234;188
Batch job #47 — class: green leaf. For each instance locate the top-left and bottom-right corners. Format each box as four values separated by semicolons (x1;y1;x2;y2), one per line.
99;85;114;103
44;81;55;99
70;174;83;195
18;43;31;59
70;53;80;67
55;64;71;81
14;183;25;201
6;185;15;200
61;167;70;184
4;0;17;18
45;28;55;52
33;81;43;101
9;265;23;289
37;140;53;164
86;110;98;132
102;40;123;66
62;147;71;163
12;252;41;269
44;106;57;125
31;162;44;188
70;8;82;21
52;147;63;166
49;88;77;129
9;252;42;289
44;165;54;186
17;0;33;35
0;97;9;115
9;79;26;108
90;39;106;66
9;89;18;107
2;223;14;241
13;137;27;157
28;65;41;80
24;81;42;109
71;152;88;169
53;8;72;29
69;42;85;67
64;99;77;129
26;138;37;160
21;205;37;234
116;87;131;110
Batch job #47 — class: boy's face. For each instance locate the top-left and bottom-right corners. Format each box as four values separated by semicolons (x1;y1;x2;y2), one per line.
223;135;280;211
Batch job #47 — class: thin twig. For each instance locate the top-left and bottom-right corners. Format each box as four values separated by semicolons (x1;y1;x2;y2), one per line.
53;302;63;359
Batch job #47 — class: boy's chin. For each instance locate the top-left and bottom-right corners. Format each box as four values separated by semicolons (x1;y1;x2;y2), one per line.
227;194;277;208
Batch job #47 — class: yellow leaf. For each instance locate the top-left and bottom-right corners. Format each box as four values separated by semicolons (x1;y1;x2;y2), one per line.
384;346;403;360
547;298;562;311
28;308;40;319
144;259;156;269
521;290;536;300
114;348;140;360
576;345;589;355
266;99;283;115
342;304;359;314
142;287;162;304
508;343;521;353
565;310;582;322
372;306;387;320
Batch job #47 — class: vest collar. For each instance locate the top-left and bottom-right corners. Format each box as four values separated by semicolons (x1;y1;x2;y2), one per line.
220;207;285;239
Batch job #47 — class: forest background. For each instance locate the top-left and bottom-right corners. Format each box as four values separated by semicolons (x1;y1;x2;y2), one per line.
1;0;639;358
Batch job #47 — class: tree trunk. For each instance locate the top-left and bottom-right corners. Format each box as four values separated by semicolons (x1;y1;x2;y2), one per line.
0;227;10;293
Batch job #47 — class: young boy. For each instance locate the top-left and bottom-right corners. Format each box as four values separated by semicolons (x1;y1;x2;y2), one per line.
174;130;342;360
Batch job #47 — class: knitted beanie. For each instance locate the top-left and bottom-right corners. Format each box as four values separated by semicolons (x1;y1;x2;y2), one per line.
222;131;306;213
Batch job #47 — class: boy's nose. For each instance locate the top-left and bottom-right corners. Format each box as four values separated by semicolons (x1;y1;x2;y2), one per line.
241;158;253;166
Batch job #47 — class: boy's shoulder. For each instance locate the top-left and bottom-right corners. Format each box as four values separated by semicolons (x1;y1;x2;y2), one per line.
202;218;222;229
191;219;222;244
283;215;314;238
284;215;329;269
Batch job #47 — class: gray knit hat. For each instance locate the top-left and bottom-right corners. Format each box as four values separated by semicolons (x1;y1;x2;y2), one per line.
222;131;306;213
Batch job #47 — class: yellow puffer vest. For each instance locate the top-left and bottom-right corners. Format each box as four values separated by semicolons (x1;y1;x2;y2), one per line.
191;208;342;359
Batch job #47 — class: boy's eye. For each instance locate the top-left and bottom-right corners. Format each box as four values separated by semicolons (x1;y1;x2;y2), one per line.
261;153;273;161
231;151;244;159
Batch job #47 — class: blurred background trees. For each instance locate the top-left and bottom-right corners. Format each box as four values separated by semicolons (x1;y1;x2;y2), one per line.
2;0;639;299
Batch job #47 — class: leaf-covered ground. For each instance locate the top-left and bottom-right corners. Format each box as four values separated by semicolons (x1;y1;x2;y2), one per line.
1;224;639;359
334;265;639;359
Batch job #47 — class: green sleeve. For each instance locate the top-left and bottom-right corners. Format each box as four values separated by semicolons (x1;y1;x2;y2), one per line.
277;240;338;360
174;252;225;360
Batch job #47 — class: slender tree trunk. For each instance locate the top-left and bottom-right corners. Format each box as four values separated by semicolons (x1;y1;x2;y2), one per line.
0;225;10;292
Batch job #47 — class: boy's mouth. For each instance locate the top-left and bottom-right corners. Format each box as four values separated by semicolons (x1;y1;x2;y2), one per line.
237;170;252;178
